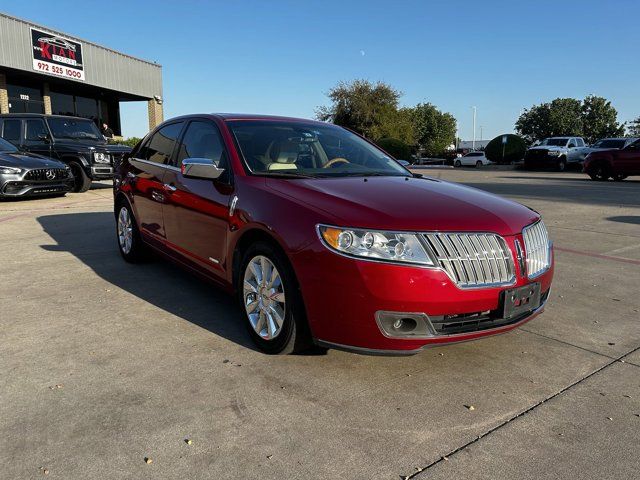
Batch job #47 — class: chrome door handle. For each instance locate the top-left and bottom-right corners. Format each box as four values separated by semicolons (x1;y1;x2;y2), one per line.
163;183;177;192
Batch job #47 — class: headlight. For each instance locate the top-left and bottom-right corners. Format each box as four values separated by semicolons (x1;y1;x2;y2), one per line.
93;152;111;164
547;151;562;156
318;225;435;266
0;166;22;175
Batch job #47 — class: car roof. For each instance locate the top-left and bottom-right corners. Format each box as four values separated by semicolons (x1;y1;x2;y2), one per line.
597;137;635;141
163;113;330;126
0;113;93;121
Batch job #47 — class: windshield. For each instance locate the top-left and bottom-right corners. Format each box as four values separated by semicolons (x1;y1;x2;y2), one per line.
0;137;18;152
540;138;569;147
47;118;103;141
227;120;410;178
592;139;625;149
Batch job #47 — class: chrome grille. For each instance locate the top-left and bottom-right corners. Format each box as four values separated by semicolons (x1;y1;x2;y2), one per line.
423;233;515;288
24;168;69;181
522;221;551;278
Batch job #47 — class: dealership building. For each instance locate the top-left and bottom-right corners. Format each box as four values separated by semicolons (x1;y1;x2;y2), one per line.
0;13;163;136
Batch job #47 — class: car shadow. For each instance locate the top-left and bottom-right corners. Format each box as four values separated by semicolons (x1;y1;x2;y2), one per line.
37;211;260;353
606;215;640;225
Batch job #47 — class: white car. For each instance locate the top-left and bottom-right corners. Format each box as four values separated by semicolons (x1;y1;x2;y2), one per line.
454;151;492;167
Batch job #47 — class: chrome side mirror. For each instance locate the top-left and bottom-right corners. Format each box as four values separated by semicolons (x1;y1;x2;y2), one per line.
181;158;225;180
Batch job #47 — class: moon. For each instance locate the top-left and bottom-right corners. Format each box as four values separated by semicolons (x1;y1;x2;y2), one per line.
360;50;366;56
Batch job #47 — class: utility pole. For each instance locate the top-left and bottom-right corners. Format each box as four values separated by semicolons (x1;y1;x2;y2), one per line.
472;106;477;151
480;125;484;141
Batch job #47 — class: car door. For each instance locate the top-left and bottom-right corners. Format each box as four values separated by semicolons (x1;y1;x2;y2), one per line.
617;141;640;174
22;118;54;158
128;121;184;243
161;119;234;277
566;139;578;162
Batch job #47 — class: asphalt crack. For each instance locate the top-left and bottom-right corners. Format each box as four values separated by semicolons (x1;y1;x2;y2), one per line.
402;344;640;479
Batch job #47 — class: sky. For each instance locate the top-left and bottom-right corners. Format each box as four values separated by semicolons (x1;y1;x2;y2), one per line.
2;0;639;139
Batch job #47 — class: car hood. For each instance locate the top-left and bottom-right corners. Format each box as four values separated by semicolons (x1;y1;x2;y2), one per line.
267;176;539;236
529;145;564;151
0;151;66;169
53;140;131;153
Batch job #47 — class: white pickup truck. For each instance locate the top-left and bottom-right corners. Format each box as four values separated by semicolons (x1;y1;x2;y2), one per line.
524;137;591;171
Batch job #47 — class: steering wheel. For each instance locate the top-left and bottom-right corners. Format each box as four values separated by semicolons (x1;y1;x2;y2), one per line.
323;157;350;168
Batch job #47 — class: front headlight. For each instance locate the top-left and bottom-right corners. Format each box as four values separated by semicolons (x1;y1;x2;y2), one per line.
0;166;22;175
318;225;435;266
93;152;111;164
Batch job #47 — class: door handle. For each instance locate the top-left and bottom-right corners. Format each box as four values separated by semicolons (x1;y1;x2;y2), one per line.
163;183;177;192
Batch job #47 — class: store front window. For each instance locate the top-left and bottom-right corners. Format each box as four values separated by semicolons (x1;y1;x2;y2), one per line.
50;91;75;116
7;83;44;114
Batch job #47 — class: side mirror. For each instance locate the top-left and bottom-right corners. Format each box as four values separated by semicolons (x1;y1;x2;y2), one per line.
181;157;225;180
38;133;51;143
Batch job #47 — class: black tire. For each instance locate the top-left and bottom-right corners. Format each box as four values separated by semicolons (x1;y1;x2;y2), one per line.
613;174;627;182
557;157;567;172
475;160;483;168
238;241;311;354
588;162;611;181
454;159;462;167
115;201;149;263
69;162;91;193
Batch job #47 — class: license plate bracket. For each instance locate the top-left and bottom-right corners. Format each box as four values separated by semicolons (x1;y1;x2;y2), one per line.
502;283;541;320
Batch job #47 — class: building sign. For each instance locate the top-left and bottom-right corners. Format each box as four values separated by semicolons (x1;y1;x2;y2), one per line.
31;28;85;81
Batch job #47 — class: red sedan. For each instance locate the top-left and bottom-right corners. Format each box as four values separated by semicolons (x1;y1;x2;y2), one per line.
583;139;640;181
113;114;554;355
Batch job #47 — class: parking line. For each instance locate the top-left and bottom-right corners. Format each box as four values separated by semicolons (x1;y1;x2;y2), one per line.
555;246;640;266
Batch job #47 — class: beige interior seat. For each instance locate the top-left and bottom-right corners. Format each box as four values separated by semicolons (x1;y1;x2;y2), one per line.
266;139;300;170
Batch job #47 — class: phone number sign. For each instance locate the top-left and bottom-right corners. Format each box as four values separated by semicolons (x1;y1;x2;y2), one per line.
31;28;85;81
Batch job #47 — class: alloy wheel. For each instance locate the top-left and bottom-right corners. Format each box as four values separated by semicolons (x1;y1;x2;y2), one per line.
243;255;286;340
117;206;133;254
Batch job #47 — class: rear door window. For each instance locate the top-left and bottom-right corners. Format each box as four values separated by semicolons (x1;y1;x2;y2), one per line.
1;119;21;145
137;122;183;164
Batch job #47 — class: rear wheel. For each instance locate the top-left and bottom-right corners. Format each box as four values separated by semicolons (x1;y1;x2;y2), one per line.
239;241;310;354
69;162;91;193
115;202;149;262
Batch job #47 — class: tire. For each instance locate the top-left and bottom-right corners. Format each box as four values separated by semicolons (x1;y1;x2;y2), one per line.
454;160;462;168
613;174;627;182
588;162;611;181
69;162;91;193
557;157;567;172
475;160;483;168
238;241;311;354
115;201;149;263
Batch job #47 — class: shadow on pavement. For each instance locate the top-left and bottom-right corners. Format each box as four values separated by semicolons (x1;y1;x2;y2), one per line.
37;211;259;352
606;215;640;225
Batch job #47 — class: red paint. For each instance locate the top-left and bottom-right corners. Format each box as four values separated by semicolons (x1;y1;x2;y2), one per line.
116;114;555;353
583;140;640;179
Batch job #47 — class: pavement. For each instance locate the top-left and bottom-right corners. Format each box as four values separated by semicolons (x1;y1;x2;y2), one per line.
1;169;639;480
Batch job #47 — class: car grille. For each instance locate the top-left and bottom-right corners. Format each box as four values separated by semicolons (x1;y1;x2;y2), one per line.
525;149;549;161
522;220;551;278
422;233;515;288
24;168;69;181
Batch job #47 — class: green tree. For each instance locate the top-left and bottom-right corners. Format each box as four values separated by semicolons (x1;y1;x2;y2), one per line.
375;137;412;159
581;95;624;143
316;80;413;143
408;103;457;156
627;117;640;136
516;98;583;143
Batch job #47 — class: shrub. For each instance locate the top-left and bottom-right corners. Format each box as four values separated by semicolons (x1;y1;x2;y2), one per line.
376;137;412;160
485;134;527;164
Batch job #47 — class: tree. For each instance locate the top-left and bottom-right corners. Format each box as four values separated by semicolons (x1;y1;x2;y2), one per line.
581;95;624;143
627;117;640;136
516;98;582;143
407;103;457;156
316;80;413;143
376;138;412;159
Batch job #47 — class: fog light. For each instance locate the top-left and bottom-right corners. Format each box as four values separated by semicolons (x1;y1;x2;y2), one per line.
376;311;435;338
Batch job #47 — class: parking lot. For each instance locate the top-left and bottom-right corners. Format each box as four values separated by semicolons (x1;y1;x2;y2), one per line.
1;168;639;479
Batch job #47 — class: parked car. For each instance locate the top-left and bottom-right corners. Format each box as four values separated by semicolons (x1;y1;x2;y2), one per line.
0;137;73;198
454;151;492;167
583;138;640;181
114;114;554;355
396;159;410;167
0;114;131;192
587;137;638;153
524;137;590;171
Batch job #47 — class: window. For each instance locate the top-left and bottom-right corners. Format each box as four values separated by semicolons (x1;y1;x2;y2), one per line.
50;91;75;116
1;119;21;144
568;140;576;148
75;96;98;121
176;121;227;167
576;138;584;147
25;119;48;142
139;123;183;164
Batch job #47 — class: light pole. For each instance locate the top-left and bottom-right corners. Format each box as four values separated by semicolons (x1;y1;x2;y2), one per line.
472;106;477;151
480;125;484;141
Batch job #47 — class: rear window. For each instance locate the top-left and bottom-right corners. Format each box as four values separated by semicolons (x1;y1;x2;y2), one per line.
593;139;625;149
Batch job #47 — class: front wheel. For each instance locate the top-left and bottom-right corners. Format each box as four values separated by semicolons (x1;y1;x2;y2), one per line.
454;160;462;167
475;160;483;168
613;174;628;182
588;162;611;181
557;157;567;172
239;242;310;354
69;162;91;193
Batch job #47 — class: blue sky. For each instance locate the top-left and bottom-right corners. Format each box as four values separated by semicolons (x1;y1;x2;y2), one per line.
2;0;639;139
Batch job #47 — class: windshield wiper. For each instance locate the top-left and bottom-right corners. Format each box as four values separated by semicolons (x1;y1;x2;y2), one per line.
252;171;324;179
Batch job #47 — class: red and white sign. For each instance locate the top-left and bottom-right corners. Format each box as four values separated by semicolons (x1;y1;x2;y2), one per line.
31;28;85;81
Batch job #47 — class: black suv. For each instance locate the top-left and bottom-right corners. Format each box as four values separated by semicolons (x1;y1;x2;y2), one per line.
0;114;131;192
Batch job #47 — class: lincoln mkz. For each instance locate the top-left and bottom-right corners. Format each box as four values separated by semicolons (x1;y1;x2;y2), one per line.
113;114;554;355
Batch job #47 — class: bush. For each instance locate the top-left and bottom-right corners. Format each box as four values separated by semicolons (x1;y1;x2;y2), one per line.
375;137;412;160
485;134;527;164
109;137;142;148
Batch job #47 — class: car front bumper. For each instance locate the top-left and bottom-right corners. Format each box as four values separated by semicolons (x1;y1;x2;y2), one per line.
292;239;554;354
0;178;74;197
